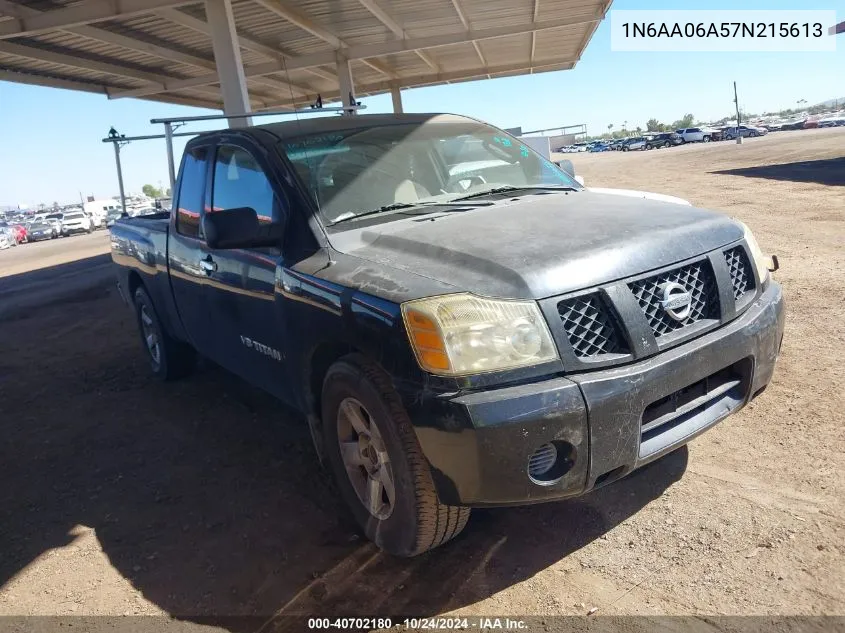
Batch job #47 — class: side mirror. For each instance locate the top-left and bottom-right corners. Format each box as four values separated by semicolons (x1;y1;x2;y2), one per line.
556;159;576;178
203;207;282;249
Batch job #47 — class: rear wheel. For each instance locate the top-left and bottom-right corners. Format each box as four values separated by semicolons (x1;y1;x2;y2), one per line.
703;136;711;143
133;287;195;380
322;354;470;557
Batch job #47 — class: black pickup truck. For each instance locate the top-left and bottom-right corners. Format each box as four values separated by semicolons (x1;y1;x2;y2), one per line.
110;113;784;557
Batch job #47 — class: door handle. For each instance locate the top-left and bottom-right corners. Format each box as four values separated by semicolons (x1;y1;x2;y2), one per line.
199;257;217;275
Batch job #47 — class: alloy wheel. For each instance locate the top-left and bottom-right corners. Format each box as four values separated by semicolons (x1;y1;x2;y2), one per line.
139;305;161;366
336;397;395;520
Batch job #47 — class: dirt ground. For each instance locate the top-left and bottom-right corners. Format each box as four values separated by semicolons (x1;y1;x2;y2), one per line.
0;128;843;627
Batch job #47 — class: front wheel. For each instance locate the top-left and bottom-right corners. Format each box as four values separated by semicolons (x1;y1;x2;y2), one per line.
322;354;470;557
703;136;711;143
133;287;195;380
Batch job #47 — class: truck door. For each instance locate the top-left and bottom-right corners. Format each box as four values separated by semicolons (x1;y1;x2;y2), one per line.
200;142;289;400
167;145;219;359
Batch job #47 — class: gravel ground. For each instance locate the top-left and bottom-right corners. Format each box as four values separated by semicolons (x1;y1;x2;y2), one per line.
0;128;842;627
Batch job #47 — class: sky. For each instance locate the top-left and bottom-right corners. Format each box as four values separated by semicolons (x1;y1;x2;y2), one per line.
0;0;842;206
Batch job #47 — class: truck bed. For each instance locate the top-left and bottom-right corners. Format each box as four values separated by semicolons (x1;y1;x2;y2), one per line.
109;214;172;322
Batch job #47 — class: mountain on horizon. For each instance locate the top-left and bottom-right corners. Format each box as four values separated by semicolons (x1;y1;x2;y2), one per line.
814;97;845;108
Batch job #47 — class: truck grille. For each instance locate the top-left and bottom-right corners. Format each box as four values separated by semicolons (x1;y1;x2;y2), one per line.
628;261;719;337
724;246;754;300
557;294;628;358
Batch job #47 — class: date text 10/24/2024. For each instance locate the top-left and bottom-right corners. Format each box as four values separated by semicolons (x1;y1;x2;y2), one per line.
307;618;529;630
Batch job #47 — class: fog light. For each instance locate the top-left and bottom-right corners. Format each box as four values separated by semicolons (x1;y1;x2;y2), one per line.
528;443;557;478
527;441;576;484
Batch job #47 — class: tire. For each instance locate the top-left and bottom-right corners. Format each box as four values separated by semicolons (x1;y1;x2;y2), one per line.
622;146;629;152
703;136;711;143
133;287;195;381
322;354;470;557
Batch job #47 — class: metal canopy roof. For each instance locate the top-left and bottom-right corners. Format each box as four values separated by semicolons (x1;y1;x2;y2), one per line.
0;0;610;111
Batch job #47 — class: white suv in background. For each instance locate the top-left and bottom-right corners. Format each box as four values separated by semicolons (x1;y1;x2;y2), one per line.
60;211;93;236
676;127;708;143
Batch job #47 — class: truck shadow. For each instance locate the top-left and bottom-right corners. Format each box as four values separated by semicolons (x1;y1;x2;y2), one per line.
711;157;845;186
0;285;687;628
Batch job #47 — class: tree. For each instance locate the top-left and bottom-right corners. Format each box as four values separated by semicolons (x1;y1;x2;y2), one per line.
142;184;162;198
635;126;643;135
646;118;661;132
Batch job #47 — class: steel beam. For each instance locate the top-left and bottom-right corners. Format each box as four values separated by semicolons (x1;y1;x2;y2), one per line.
154;7;335;83
112;142;128;216
336;51;356;115
265;57;576;108
205;0;251;127
110;15;596;98
253;0;398;80
0;68;107;94
0;0;191;39
390;85;403;114
355;0;438;70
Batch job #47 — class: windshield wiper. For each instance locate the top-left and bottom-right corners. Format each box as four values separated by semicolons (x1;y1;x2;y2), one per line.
328;202;420;226
450;185;577;202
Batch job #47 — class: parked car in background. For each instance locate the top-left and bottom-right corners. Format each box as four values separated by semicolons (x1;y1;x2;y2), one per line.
155;197;173;211
622;137;647;151
780;119;807;131
645;133;683;149
676;128;706;143
10;224;28;244
106;208;125;227
26;221;58;241
588;142;611;152
702;127;724;142
723;126;767;140
60;211;94;236
818;115;845;127
84;199;120;228
0;224;15;249
44;212;64;235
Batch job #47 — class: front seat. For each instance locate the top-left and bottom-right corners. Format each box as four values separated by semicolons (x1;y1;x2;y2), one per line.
393;179;431;204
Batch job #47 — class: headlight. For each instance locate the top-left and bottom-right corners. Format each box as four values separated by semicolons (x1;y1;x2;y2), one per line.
402;293;558;376
738;221;770;283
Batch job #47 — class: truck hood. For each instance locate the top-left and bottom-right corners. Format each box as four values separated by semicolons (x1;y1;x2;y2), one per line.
328;190;742;300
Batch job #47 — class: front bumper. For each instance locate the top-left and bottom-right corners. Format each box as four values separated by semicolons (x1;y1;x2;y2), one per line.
411;281;785;507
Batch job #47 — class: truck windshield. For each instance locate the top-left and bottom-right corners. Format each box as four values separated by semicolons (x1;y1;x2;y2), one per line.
281;119;579;225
